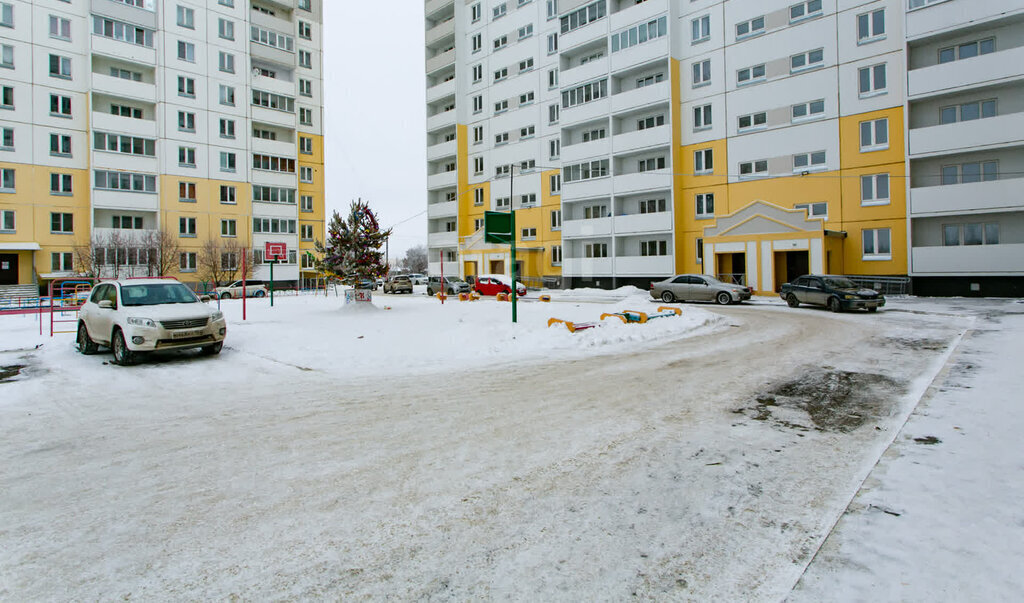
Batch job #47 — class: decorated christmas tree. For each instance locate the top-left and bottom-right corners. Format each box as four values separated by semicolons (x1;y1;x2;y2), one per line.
314;199;392;287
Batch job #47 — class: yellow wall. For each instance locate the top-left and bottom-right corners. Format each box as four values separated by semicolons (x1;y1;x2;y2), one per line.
298;133;326;270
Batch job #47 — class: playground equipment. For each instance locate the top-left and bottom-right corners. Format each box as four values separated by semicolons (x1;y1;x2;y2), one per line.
548;306;682;333
538;295;551;302
47;278;96;337
496;292;509;302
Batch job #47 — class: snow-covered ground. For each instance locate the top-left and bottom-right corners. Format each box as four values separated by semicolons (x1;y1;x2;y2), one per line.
0;290;1021;600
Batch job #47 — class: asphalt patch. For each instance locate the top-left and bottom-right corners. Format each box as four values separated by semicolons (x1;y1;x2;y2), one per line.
885;337;948;352
739;369;904;433
0;364;25;383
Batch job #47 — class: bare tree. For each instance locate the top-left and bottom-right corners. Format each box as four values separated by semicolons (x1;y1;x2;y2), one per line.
73;234;106;278
141;226;181;278
402;244;428;273
198;238;254;287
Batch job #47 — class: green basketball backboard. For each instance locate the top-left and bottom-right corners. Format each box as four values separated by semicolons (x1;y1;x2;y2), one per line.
484;211;513;245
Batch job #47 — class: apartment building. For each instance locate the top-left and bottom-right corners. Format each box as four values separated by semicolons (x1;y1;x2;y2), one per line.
904;0;1024;296
0;0;324;293
427;0;1021;295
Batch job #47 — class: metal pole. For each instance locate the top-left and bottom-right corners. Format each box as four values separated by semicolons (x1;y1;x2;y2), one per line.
270;260;274;307
439;249;444;304
510;165;517;323
242;252;247;321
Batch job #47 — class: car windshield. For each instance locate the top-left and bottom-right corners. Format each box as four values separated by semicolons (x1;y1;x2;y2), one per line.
444;277;461;283
121;283;199;306
825;277;858;289
702;276;723;285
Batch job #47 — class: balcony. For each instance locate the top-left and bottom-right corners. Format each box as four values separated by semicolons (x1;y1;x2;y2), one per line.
91;112;156;138
90;189;159;212
909;112;1024;157
90;35;156;66
562;176;612;201
912;243;1024;275
610;38;669;74
426;108;457;133
253;137;296;158
426;48;456;75
908;46;1024;99
561;21;609;53
609;0;668;31
562;217;611;238
427;170;457;190
612;125;670;155
614;211;672;235
562;137;611;164
905;0;1012;40
561;257;613;276
562;98;612;128
425;0;455;19
612;172;672;195
251;106;296;129
91;72;156;102
426;78;456;104
428;231;459;248
91;151;157;174
615;254;673;275
428;200;458;219
251;169;298;188
251;41;295;68
251;73;296;97
426;18;455;46
426;140;457;161
910;178;1024;217
561;58;609;89
93;227;156;245
611;81;669;114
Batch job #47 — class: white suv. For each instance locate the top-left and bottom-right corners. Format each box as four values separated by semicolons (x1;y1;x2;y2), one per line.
77;279;227;365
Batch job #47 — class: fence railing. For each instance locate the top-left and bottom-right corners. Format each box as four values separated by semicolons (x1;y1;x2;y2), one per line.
718;273;747;286
841;275;911;295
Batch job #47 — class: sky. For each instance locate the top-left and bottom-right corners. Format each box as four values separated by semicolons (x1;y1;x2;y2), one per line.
322;4;428;264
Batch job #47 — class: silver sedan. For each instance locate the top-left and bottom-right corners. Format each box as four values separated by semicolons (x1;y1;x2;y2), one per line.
650;274;752;305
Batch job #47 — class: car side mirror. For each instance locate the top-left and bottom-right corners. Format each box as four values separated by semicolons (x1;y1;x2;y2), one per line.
98;300;114;309
200;295;211;302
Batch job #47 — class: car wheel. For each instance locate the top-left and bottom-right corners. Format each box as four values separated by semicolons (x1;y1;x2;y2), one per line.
661;291;675;303
220;292;232;299
111;329;137;366
786;294;800;308
77;322;98;355
426;288;434;296
201;341;223;355
867;307;878;313
716;291;732;305
254;290;266;298
828;297;843;313
447;287;454;295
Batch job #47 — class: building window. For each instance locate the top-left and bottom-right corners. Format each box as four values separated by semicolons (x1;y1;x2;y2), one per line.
179;217;196;237
737;63;766;85
301;195;314;212
790;0;823;23
547;33;558;54
519;91;535;105
857;9;885;43
93;16;154;47
739;160;769;178
253;186;296;204
612;16;667;53
95;170;156;193
861;174;890;205
219;119;236;139
640;240;668;256
179;181;196;202
51;252;73;272
941;100;997;124
858;64;887;96
219;18;235;40
560;1;606;35
0;3;12;28
794;202;828;219
520;193;537;207
941;161;998;185
300;137;313;154
472;34;482;53
471;3;481;22
176;5;194;29
219;52;235;73
493;3;507;19
943;223;999;246
298;21;311;40
49;134;72;157
694;104;712;130
50;173;72;195
50;94;72;117
300;224;314;241
221;252;238;271
221;185;236;204
519;57;534;73
521;227;537;241
638;157;667;173
584;243;608;258
0;43;11;69
473;156;484;174
550;209;562;230
696;193;714;218
220;152;236;172
220;85;235;106
298;0;311;11
1;126;12;151
473;188;484;206
178;110;195;132
859;118;888;151
0;209;14;232
177;40;195;62
493;35;508;51
862;228;891;260
178;146;196;167
694;149;713;174
49;54;71;78
299;78;312;97
549;138;560;159
692;59;711;87
300;166;313;182
51;212;73;234
939;38;995;64
692;15;710;43
792;99;825;122
639;198;666;214
0;168;14;192
49;15;71;40
551;245;562;266
548;103;559;124
298;50;312;68
252;90;295;113
111;215;143;230
736;16;765;40
562;159;609;183
178;76;195;98
696;238;704;263
220;219;236;237
518;24;533;40
180;252;197;272
94;132;156;156
1;85;12;109
791;48;824;72
738;111;767;132
793;151;826;172
548;68;558;89
561;79;608;109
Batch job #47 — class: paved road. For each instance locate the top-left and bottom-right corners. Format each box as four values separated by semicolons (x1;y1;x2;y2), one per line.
0;304;967;600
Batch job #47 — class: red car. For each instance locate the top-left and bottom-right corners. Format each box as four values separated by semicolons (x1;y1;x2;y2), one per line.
473;274;527;297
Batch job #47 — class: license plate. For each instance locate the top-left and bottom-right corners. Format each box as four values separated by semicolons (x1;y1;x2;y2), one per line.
171;329;202;339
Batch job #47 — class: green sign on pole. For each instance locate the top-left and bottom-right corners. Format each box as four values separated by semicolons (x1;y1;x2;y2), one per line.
484;211;513;245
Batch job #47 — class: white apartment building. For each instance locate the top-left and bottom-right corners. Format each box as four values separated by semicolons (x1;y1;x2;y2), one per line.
427;0;1020;295
0;0;325;292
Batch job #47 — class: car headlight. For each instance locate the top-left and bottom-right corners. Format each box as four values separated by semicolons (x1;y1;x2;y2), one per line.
212;311;224;321
844;294;857;300
127;317;155;327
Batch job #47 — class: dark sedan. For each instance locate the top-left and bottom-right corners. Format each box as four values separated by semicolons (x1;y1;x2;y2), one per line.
780;275;885;312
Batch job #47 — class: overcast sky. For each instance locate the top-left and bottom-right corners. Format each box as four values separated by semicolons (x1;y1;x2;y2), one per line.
322;4;428;262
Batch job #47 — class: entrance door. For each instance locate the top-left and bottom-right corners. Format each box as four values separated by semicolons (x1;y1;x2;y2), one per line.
773;250;809;291
0;254;17;285
489;260;504;274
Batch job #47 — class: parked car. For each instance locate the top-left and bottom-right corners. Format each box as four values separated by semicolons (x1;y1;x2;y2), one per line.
473;274;527;297
383;274;413;294
650;274;752;305
407;273;427;285
215;280;267;299
427;275;471;296
356;278;377;290
780;274;885;312
77;278;227;365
